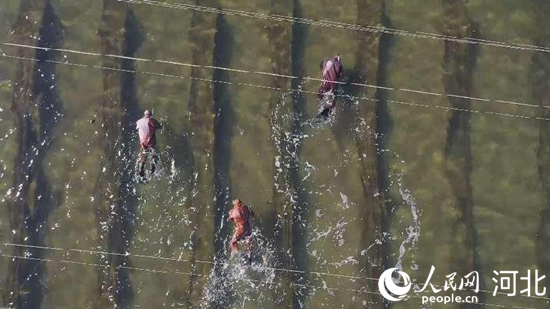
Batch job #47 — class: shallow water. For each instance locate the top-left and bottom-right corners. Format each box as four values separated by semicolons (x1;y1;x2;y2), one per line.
0;0;549;308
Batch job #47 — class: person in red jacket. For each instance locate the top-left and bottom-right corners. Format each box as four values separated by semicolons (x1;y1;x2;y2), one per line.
228;199;254;256
136;110;161;178
317;54;344;119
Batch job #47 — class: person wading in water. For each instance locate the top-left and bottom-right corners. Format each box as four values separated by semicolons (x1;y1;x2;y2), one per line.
135;109;161;181
228;199;254;262
317;54;344;120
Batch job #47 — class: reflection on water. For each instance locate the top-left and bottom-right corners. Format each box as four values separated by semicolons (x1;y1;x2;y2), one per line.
0;0;549;308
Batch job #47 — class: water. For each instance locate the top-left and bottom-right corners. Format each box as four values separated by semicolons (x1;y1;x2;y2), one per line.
0;0;549;308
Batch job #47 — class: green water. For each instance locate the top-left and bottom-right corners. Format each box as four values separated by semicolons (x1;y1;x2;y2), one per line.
0;0;549;308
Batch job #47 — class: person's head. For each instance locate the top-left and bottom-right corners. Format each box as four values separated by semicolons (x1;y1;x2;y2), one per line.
333;54;341;63
144;110;151;118
233;199;243;208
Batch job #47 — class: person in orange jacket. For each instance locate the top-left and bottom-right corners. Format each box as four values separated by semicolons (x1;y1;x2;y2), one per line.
227;199;254;255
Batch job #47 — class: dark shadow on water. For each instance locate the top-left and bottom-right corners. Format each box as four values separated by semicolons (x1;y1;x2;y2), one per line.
5;1;64;308
335;1;394;306
264;1;295;305
290;0;310;306
375;1;396;277
211;12;235;308
93;6;144;308
441;2;482;307
375;2;395;201
104;8;145;308
183;2;219;306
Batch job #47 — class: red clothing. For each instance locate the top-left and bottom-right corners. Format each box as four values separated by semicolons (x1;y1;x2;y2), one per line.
318;57;344;107
229;204;253;236
228;203;254;252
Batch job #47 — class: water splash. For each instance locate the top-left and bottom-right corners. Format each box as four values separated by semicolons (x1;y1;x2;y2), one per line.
202;228;280;306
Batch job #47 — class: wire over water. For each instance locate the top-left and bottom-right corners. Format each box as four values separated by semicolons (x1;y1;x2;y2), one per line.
4;242;550;305
3;242;380;283
2;42;544;111
1;52;548;123
117;0;550;54
0;252;537;308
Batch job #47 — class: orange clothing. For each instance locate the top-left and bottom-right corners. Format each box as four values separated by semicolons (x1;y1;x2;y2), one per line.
228;203;254;252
